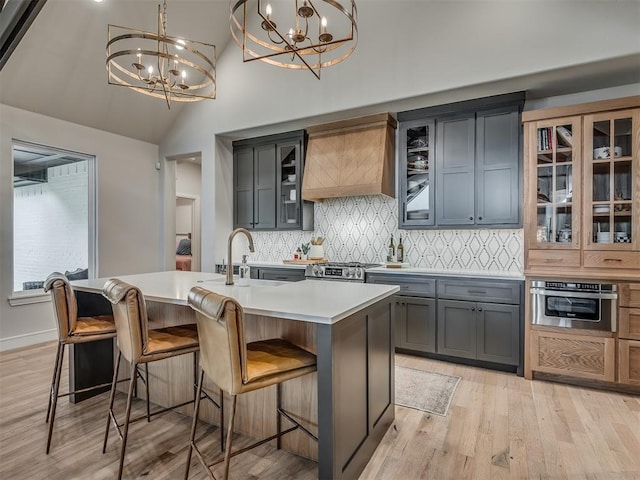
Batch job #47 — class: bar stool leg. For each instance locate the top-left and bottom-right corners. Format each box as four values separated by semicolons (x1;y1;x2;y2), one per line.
117;362;139;480
184;369;205;480
103;350;122;453
46;342;65;454
223;395;237;480
145;363;150;422
46;342;64;424
220;387;225;452
276;382;282;450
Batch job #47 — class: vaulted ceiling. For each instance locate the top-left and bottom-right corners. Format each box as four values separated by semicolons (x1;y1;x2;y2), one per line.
1;1;639;147
0;0;232;145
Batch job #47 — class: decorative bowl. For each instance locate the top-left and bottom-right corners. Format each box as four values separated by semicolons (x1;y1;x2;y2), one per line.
593;146;622;159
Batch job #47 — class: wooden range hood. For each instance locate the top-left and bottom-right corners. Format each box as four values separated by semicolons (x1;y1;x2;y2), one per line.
302;113;397;202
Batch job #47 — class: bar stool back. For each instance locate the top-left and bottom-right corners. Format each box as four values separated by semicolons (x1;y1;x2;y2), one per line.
185;286;317;479
44;272;116;454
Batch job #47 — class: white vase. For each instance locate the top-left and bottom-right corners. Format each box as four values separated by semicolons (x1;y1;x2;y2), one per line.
308;244;324;259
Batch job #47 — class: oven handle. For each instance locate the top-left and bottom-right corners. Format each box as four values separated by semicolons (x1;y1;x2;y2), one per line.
529;288;618;300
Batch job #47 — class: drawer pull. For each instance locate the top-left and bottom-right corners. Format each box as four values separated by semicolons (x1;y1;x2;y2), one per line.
467;290;487;295
604;258;622;262
560;352;577;358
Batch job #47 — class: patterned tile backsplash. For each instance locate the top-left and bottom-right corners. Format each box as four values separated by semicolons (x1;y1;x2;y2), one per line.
251;196;524;275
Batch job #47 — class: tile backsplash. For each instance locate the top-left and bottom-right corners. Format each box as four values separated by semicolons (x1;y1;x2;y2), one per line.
251;196;524;275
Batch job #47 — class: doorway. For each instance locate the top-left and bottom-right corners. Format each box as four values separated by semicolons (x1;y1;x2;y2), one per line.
174;156;201;272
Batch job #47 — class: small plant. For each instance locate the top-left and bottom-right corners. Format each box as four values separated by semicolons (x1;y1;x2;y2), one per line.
300;242;310;256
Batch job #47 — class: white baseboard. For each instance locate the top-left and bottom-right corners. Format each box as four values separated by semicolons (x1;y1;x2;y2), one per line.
0;329;57;352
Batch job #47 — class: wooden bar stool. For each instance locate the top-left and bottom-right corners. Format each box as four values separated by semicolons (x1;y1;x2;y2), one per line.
184;286;318;480
43;272;117;454
102;278;222;480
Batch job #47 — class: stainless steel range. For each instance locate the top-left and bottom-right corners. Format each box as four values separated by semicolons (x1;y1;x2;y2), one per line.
305;262;382;282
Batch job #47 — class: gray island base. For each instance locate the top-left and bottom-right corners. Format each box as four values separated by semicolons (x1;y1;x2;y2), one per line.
71;271;399;480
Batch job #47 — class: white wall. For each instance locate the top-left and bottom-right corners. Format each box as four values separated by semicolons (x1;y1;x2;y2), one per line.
13;162;88;290
176;160;201;198
159;1;640;269
0;105;160;350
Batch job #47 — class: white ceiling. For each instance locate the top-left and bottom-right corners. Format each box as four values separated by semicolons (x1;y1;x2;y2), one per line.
0;0;232;145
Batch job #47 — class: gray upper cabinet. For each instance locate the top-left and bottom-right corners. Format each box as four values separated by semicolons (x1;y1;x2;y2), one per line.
398;92;525;229
234;147;255;229
475;107;520;225
436;113;476;225
233;143;276;230
254;144;277;229
233;130;313;231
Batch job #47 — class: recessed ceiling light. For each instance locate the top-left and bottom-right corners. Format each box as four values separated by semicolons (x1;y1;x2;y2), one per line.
94;0;104;3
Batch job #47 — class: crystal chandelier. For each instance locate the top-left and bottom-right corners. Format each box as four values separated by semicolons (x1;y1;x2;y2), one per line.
230;0;357;80
106;1;216;109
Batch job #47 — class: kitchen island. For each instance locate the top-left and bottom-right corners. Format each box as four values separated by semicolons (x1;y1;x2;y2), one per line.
71;271;399;480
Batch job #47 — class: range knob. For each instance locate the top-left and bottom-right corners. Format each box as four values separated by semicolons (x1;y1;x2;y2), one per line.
313;265;322;276
355;267;363;279
346;267;355;278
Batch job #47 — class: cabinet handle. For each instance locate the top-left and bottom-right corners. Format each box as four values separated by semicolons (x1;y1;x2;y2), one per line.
467;289;487;295
478;307;483;312
471;307;476;312
604;258;622;262
478;216;483;221
469;216;474;221
560;352;577;358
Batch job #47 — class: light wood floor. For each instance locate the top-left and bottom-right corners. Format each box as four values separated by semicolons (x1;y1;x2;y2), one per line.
1;342;639;479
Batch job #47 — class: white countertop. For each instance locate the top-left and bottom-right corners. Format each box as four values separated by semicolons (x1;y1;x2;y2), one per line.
72;271;399;325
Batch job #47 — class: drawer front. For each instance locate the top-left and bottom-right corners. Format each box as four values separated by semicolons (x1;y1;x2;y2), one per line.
531;331;615;382
366;274;436;297
437;280;521;304
619;283;640;308
583;251;640;270
527;249;581;268
619;339;640;386
619;308;640;340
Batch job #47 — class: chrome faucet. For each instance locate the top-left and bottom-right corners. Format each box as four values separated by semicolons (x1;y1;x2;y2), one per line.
226;228;255;285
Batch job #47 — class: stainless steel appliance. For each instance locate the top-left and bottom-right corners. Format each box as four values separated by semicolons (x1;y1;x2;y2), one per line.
305;262;381;282
530;280;617;331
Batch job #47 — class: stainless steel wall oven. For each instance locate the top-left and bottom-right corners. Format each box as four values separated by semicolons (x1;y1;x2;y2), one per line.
530;280;617;332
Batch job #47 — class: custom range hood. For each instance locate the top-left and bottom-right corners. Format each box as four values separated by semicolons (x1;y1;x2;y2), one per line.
302;113;397;202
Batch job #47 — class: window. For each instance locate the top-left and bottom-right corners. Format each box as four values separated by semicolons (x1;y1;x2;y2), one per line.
12;140;96;294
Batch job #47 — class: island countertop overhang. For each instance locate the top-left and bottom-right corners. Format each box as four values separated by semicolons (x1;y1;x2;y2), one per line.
71;271;399;325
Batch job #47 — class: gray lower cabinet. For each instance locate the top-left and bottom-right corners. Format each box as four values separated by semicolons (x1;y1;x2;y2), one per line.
438;279;522;367
366;274;436;354
437;300;520;366
396;296;436;353
367;272;523;374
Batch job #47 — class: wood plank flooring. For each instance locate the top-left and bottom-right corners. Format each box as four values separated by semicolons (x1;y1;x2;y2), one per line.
1;342;639;479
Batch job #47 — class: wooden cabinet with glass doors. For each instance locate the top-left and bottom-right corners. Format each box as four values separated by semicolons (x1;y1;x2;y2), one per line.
582;110;640;270
525;117;582;268
524;97;640;276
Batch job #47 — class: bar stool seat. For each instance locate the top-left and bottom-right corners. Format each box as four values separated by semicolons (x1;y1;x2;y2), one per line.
102;278;221;480
43;272;117;454
184;286;317;479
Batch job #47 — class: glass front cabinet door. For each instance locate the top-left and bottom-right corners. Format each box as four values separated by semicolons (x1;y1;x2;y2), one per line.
526;117;582;253
583;110;639;252
276;140;301;229
399;119;435;227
